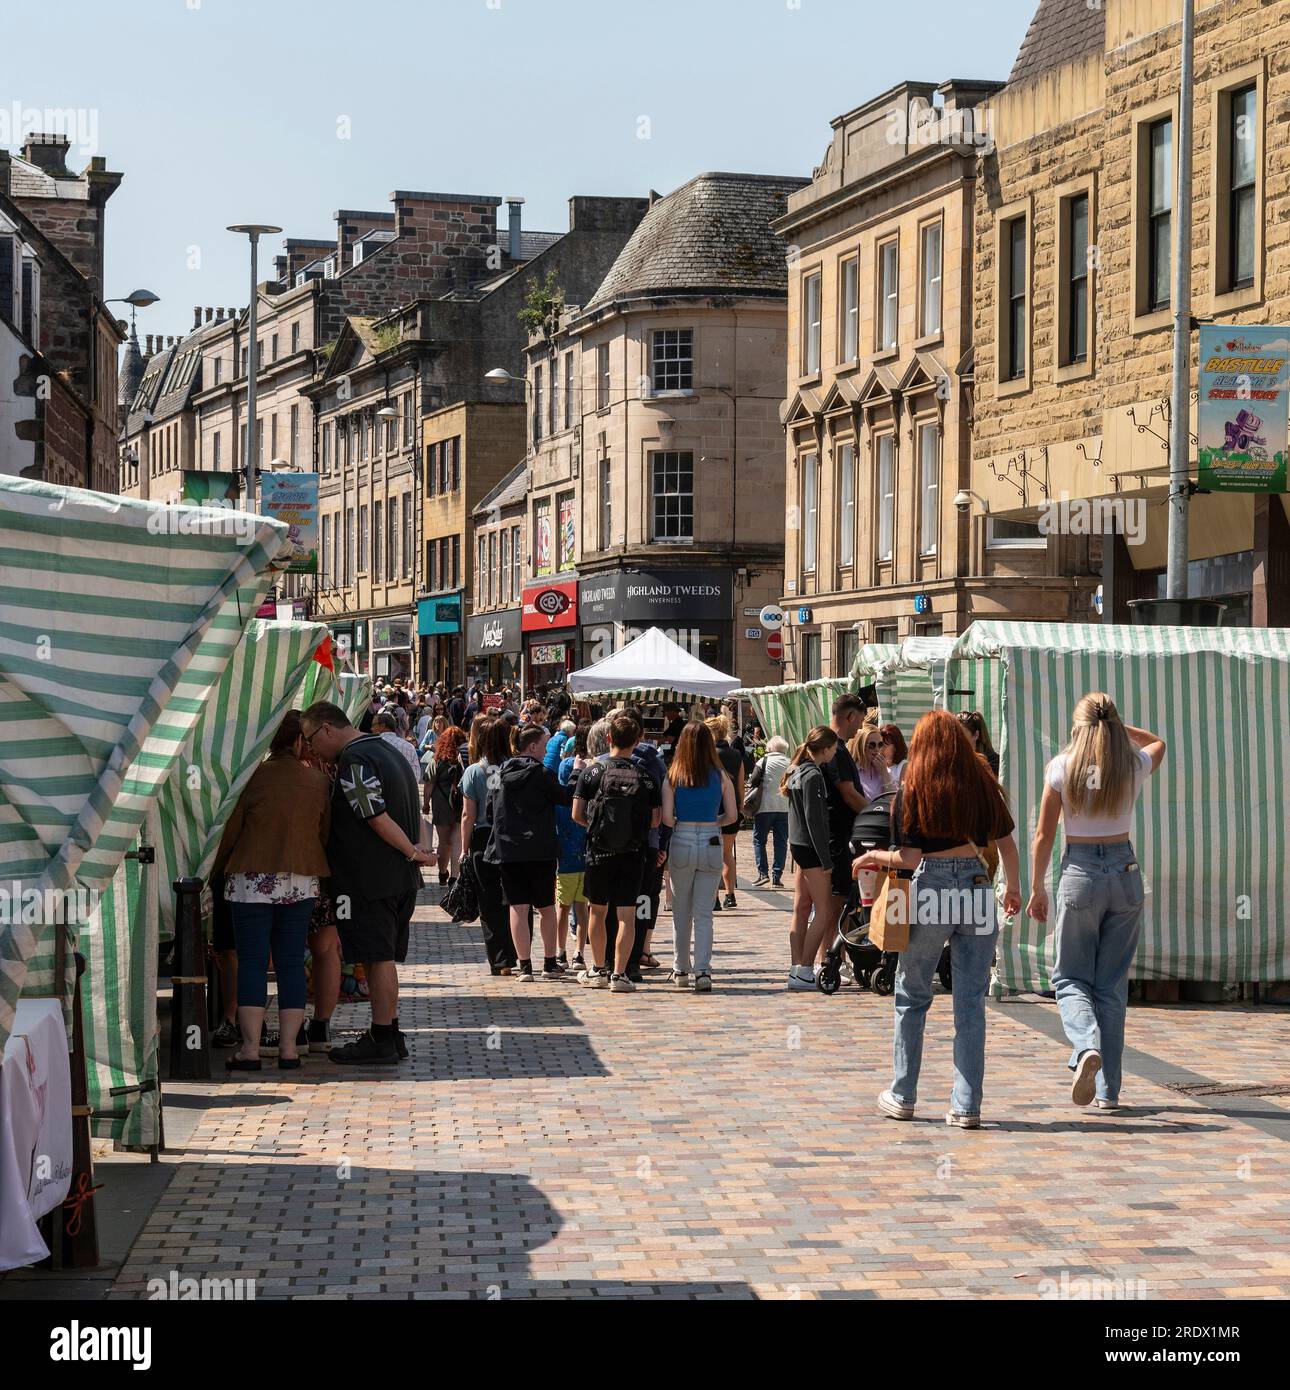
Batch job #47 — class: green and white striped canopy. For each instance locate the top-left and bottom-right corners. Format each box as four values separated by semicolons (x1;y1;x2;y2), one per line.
0;475;285;1047
738;678;853;748
948;621;1290;991
82;619;328;1145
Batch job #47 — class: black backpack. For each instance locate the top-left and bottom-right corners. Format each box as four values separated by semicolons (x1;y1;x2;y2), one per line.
587;758;650;855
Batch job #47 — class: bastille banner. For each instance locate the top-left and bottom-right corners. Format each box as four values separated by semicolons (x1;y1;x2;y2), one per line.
1197;325;1290;493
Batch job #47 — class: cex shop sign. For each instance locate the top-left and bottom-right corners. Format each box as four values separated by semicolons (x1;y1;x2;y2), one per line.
521;578;578;631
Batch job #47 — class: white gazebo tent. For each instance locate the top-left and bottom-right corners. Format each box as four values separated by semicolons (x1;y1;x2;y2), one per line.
568;626;741;702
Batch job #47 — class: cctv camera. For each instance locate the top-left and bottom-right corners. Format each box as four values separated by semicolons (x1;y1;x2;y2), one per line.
953;490;972;513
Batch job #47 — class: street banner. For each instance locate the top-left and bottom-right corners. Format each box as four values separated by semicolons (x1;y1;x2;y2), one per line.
180;469;239;505
1197;325;1290;493
261;472;320;572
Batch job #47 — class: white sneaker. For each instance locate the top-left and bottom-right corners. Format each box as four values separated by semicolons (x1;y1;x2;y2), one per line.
1092;1097;1123;1112
788;965;816;990
669;971;690;990
1072;1049;1102;1106
877;1089;915;1120
609;973;636;993
945;1110;981;1129
693;973;712;992
578;967;609;988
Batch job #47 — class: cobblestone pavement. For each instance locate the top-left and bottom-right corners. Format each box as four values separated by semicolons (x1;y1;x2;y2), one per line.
108;857;1290;1300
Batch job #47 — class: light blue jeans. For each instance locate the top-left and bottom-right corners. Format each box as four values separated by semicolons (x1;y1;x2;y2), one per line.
668;822;725;975
1051;842;1144;1104
891;856;997;1116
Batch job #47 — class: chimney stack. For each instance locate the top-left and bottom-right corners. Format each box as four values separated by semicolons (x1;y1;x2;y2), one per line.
506;197;524;261
22;134;71;177
205;307;214;323
144;334;153;355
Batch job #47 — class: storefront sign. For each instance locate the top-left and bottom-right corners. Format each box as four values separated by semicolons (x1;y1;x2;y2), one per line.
467;608;522;657
1198;325;1290;493
531;642;567;666
578;568;731;624
371;618;412;650
417;593;462;636
914;593;931;614
759;604;784;631
261;472;320;573
797;606;812;624
522;578;578;632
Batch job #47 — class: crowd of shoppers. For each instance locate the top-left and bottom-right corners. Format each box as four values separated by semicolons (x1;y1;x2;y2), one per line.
214;676;1164;1128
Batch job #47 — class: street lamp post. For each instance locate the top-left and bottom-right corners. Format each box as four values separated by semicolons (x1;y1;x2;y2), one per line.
1166;0;1196;603
227;224;282;511
105;288;160;335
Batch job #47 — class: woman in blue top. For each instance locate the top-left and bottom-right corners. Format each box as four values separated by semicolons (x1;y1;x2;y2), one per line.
660;721;737;992
556;723;591;967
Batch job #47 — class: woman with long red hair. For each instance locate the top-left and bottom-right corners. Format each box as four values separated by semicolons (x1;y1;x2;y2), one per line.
426;725;469;884
853;708;1021;1128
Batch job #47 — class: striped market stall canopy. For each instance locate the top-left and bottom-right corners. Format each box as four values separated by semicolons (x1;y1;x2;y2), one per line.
83;619;328;1145
948;621;1290;992
0;476;285;1048
738;678;852;747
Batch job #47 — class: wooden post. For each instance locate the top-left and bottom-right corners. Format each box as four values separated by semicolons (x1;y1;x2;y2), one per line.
60;951;100;1267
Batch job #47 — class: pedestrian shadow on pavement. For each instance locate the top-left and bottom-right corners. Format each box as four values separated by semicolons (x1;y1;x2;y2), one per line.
426;995;589;1029
108;1164;755;1299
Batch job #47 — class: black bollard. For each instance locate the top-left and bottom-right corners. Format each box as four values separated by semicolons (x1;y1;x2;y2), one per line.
169;877;211;1080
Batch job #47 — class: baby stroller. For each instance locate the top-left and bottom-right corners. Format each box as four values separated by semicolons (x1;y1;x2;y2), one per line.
816;791;953;996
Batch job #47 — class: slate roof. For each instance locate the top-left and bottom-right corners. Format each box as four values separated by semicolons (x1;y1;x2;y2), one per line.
473;459;528;518
6;153;90;201
1009;0;1105;85
584;172;808;311
118;330;144;409
122;314;230;436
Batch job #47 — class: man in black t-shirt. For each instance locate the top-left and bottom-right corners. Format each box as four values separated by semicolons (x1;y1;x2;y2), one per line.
573;712;661;993
709;719;745;909
302;701;432;1065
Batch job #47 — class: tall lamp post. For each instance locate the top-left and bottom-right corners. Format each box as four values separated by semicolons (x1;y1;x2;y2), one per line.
106;288;161;335
227;224;282;511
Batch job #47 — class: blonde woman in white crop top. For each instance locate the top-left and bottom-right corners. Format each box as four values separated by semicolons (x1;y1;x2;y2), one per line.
1026;693;1166;1113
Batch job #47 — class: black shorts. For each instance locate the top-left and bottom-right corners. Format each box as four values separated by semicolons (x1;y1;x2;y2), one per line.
791;843;824;871
336;888;417;965
722;823;738;837
584;851;645;910
498;858;557;910
212;882;235;952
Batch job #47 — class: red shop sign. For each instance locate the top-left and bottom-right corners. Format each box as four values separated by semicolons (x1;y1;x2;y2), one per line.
521;578;578;632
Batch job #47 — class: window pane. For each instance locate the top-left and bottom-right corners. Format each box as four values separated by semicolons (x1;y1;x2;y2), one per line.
652;329;694;391
881;243;898;349
651;451;694;540
1150;118;1173;216
838;444;854;568
878;437;894;562
1151;216;1171;309
843;262;858;360
920;223;942;336
803;454;818;572
919;427;938;555
805;275;821;374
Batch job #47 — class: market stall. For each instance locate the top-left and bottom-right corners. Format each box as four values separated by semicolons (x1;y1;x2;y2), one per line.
568;625;740;703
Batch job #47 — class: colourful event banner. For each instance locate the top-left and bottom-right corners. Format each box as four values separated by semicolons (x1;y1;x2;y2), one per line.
1197;325;1290;493
260;472;320;572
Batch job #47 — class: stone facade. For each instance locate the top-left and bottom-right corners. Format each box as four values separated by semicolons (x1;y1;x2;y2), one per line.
0;136;122;492
775;80;1027;681
972;0;1290;625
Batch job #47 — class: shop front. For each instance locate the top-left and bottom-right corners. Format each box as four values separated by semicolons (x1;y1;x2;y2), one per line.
417;591;464;687
327;618;367;671
466;606;523;689
370;614;414;684
578;567;733;672
521;576;579;693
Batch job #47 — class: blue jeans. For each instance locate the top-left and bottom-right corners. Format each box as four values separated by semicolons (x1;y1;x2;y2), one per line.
231;899;315;1010
891;856;997;1116
1051;842;1144;1103
752;811;788;878
668;823;725;975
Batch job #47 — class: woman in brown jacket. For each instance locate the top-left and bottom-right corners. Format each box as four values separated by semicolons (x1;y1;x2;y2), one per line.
212;710;331;1071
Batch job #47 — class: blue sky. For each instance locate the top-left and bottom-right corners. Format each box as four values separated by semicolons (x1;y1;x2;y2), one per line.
5;0;1037;338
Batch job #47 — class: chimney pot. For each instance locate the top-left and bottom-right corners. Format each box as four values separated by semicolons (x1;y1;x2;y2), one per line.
506;197;525;262
194;306;203;329
205;307;214;323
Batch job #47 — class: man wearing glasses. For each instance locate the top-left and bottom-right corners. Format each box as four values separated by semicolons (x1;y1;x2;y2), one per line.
300;701;433;1064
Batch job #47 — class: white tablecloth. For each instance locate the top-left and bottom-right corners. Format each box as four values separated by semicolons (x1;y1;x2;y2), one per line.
0;999;73;1271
